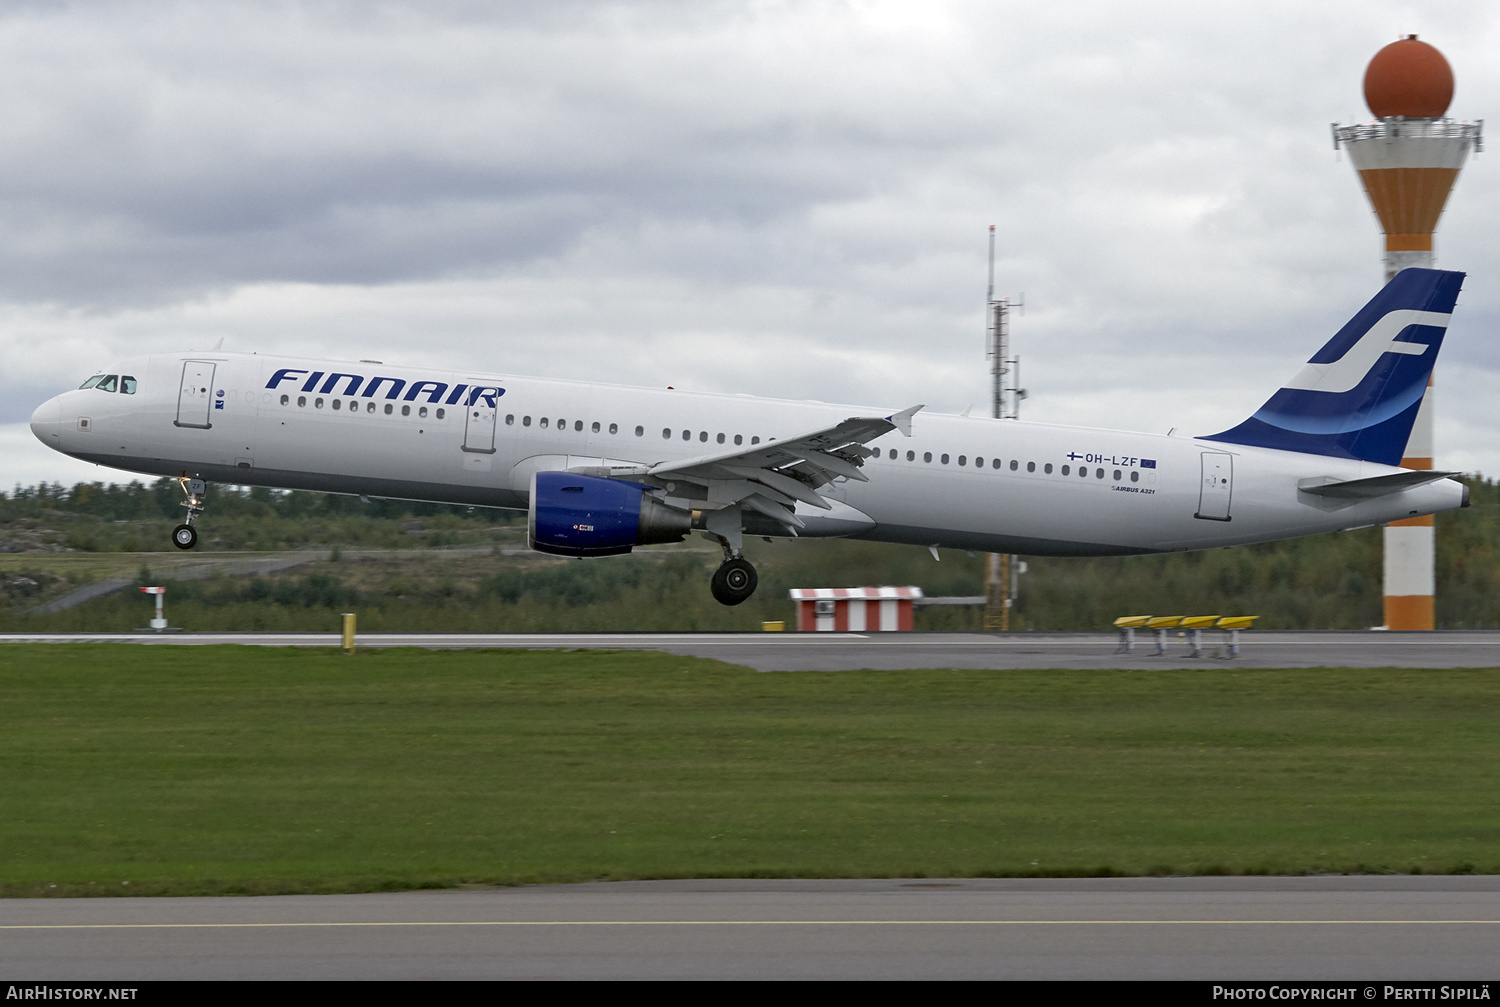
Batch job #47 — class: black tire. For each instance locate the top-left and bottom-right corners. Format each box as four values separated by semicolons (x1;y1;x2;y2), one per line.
171;524;198;550
710;557;758;606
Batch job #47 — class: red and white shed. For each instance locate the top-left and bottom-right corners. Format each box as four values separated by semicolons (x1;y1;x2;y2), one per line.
788;586;924;632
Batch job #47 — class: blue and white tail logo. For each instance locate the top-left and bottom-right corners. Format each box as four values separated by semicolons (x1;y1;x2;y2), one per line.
1203;268;1464;466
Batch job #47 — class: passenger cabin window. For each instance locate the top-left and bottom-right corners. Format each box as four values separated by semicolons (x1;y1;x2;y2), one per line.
574;420;582;432
540;418;549;428
385;404;394;415
734;434;743;445
592;422;601;433
609;423;618;435
280;394;290;406
506;414;515;425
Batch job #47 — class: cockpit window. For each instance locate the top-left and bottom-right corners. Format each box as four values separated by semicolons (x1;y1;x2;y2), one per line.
95;375;118;393
79;375;104;389
121;376;137;394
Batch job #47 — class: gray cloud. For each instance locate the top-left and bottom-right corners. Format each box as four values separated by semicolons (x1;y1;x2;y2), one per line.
3;1;1499;480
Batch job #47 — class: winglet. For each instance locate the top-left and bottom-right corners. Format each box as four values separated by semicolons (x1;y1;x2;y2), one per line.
887;404;923;437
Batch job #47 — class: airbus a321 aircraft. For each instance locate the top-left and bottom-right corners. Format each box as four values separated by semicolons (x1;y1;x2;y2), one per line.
29;268;1469;605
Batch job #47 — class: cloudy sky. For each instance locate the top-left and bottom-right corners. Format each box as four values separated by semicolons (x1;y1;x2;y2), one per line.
4;0;1498;491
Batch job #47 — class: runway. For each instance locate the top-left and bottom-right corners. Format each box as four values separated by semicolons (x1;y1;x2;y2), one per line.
4;877;1498;980
4;630;1500;670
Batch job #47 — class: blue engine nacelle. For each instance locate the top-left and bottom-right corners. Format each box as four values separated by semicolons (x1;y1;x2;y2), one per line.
528;470;693;558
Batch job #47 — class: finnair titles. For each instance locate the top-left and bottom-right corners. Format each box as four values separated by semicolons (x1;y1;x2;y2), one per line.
30;268;1469;605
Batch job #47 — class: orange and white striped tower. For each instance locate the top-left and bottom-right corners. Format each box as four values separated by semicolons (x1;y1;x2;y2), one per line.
1332;35;1481;630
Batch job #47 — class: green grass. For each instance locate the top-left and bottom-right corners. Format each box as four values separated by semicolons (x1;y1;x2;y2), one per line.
1;645;1497;896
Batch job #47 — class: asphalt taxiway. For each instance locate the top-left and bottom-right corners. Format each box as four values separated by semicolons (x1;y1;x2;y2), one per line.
4;877;1498;980
4;630;1500;670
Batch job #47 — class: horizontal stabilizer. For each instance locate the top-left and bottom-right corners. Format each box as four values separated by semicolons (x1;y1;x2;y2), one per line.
1297;470;1459;499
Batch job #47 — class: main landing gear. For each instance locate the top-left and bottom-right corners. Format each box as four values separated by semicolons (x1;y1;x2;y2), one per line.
710;556;758;607
703;505;758;606
171;477;206;550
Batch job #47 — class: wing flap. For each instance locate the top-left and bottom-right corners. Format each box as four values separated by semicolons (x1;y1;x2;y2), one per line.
643;406;922;512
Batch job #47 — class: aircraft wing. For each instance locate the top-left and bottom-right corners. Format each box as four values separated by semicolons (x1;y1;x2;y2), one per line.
585;405;922;533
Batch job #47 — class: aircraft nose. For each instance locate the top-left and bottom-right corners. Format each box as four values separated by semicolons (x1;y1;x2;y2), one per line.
29;396;62;444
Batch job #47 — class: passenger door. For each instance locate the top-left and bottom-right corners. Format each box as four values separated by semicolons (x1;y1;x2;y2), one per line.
175;361;216;429
1195;451;1233;521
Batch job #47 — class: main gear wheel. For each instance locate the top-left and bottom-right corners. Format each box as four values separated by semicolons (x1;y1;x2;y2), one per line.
710;556;758;606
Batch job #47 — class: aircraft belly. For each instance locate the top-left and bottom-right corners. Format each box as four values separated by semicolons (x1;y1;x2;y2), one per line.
845;455;1178;555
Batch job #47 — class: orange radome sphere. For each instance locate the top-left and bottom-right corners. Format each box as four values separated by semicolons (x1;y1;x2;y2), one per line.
1364;35;1453;118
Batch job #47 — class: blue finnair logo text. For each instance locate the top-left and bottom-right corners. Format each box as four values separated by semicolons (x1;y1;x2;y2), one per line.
265;369;504;408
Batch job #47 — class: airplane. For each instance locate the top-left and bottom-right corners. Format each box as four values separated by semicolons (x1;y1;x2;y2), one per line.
28;267;1469;606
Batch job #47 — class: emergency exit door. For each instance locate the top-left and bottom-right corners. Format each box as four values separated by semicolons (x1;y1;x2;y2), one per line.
463;399;497;453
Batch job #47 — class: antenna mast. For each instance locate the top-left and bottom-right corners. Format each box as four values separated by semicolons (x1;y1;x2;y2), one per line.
986;226;1023;420
984;226;1024;630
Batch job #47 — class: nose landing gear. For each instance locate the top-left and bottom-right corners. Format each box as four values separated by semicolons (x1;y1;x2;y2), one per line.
171;477;206;550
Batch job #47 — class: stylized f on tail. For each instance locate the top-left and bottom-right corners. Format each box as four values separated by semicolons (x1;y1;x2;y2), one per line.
1203;268;1463;465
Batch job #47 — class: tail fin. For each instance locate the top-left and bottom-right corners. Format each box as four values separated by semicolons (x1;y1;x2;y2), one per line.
1202;268;1464;466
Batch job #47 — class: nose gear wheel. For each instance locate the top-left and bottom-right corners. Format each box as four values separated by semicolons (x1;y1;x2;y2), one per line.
169;476;206;550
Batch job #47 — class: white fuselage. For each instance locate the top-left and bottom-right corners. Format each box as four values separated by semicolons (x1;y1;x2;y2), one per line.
29;351;1466;556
